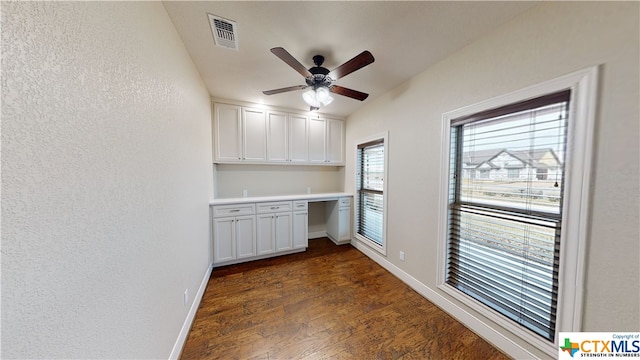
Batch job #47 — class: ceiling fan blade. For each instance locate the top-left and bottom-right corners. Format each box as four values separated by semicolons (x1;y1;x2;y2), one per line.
262;85;308;95
330;85;369;101
270;47;313;78
328;51;375;80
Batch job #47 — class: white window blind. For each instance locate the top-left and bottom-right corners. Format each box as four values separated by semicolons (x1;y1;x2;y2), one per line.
447;90;570;341
356;139;384;245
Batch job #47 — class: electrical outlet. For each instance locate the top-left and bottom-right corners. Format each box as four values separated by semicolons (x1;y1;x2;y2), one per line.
183;289;189;306
400;251;405;261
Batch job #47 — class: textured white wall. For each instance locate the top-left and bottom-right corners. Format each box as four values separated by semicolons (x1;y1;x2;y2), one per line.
345;2;639;357
2;2;212;358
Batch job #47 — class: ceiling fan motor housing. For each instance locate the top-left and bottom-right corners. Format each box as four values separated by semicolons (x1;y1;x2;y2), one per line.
307;55;332;89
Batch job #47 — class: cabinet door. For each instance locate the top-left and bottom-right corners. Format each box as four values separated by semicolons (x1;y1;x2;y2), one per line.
267;111;288;163
236;215;257;259
326;118;345;164
256;214;275;255
243;107;267;162
275;212;293;251
213;217;236;263
214;104;242;162
338;207;351;241
292;211;308;249
289;114;309;163
308;117;326;163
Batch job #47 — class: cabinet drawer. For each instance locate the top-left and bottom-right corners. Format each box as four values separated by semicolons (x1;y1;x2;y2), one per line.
212;204;256;218
293;201;308;211
257;201;293;213
339;197;351;207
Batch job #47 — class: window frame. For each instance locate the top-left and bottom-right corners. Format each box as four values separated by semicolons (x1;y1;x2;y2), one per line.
354;132;389;256
437;67;598;357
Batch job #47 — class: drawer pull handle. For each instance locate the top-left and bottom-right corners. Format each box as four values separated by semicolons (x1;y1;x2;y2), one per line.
270;206;279;210
230;209;240;213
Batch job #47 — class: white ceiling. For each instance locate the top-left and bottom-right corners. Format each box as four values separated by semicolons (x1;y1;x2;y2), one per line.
163;1;537;118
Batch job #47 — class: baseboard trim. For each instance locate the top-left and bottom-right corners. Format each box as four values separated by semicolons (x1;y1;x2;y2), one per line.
327;234;351;245
351;240;536;359
169;263;213;360
308;231;327;239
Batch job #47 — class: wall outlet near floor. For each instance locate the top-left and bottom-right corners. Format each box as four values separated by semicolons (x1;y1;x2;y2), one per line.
399;251;405;261
183;289;189;306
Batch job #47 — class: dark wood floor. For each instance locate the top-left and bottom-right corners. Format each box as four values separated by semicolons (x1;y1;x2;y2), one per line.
180;238;510;359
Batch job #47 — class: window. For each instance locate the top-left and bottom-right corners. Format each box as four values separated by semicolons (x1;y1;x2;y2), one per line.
537;168;548;180
438;67;598;356
448;90;569;342
355;133;388;255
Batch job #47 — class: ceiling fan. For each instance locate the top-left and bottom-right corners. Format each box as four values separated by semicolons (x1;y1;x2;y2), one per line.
262;47;375;110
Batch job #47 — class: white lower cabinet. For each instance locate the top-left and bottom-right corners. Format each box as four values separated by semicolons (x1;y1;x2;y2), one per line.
257;212;292;255
293;200;309;249
337;207;351;240
236;216;257;259
257;214;275;255
275;212;293;251
257;201;293;253
326;197;351;244
213;215;256;263
212;217;235;263
293;210;308;249
213;201;303;266
212;196;350;266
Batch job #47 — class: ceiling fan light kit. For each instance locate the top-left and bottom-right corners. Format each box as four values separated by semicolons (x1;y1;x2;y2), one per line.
263;47;375;111
303;87;334;109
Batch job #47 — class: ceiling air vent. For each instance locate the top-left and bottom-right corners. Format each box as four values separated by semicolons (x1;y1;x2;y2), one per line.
207;14;238;50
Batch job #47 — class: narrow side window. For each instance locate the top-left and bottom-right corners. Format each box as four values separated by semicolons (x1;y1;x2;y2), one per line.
355;133;388;255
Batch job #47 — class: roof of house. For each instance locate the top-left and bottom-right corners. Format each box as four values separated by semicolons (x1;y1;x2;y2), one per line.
463;148;561;169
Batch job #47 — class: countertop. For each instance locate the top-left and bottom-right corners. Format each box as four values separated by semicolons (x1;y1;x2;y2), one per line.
209;192;353;206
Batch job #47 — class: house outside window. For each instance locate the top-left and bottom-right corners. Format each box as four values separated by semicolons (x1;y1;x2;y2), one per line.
464;149;561;182
437;67;598;356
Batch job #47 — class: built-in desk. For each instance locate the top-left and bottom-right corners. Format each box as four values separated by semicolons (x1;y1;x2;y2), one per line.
209;192;352;206
209;193;352;266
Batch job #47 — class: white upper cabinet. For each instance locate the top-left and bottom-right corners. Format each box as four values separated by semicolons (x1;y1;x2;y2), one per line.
242;107;267;162
213;102;344;166
214;104;266;163
214;103;242;162
266;111;288;163
308;116;345;165
308;117;327;164
327;118;345;164
289;114;309;163
266;111;311;164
